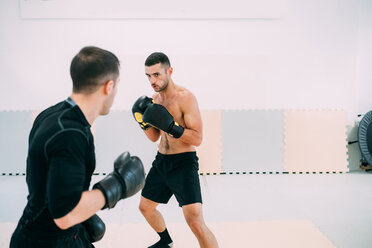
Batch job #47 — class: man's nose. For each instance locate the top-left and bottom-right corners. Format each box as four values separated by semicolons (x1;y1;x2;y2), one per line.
149;76;156;83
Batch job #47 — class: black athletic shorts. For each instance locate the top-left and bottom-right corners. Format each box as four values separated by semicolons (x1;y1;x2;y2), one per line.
141;151;202;207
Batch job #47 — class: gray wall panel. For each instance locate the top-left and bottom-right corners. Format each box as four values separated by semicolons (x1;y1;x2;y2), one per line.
0;111;32;173
221;110;284;172
94;111;158;173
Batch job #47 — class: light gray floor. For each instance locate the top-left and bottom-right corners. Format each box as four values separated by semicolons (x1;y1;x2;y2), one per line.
1;172;372;248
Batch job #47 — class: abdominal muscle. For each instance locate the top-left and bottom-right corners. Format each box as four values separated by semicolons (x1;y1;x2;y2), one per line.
158;131;195;155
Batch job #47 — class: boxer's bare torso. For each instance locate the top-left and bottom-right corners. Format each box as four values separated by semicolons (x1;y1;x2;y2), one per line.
143;62;203;154
152;85;202;154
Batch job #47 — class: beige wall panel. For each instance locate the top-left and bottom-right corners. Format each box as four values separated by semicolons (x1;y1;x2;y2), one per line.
197;110;223;173
284;110;348;172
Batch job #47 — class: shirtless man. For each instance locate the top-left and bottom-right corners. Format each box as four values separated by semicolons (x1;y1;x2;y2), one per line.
132;52;219;248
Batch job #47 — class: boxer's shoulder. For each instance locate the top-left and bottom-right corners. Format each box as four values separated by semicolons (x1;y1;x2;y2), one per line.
32;101;90;146
176;88;197;111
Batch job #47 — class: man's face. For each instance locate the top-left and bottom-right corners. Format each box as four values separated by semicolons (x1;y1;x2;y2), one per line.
145;63;170;92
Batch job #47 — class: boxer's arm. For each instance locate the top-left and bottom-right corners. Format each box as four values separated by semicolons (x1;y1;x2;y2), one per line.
143;93;161;142
178;92;203;146
47;131;104;230
144;126;161;142
56;152;145;230
54;189;105;230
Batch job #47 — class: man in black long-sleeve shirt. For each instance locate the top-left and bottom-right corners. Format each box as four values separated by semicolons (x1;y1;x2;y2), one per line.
10;46;145;247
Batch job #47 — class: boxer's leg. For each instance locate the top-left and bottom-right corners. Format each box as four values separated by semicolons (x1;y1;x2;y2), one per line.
182;203;219;248
139;196;173;247
139;196;164;232
140;155;174;247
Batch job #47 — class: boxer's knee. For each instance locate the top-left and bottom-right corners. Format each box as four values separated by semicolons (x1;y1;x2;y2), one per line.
139;197;157;216
186;217;205;237
138;201;148;214
183;203;206;236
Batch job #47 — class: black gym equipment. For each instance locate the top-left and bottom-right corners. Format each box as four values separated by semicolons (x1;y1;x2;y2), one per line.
349;111;372;171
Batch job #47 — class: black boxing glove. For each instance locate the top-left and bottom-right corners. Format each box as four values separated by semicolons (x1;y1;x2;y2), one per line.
142;103;184;138
93;152;145;209
82;214;106;243
132;96;153;130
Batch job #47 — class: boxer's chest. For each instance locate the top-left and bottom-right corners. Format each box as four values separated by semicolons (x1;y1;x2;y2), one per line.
158;98;185;126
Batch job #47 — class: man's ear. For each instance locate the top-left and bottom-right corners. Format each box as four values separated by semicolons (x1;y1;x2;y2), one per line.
168;67;173;76
103;80;114;95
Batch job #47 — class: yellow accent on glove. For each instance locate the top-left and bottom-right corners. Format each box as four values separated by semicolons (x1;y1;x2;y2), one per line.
134;112;144;123
134;112;150;129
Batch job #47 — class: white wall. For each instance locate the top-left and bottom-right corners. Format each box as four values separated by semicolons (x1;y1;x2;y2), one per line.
0;0;368;124
356;0;372;116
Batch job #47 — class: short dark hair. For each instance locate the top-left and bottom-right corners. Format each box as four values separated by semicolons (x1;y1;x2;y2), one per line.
70;46;120;94
145;52;171;68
